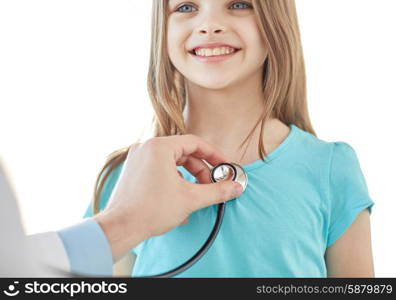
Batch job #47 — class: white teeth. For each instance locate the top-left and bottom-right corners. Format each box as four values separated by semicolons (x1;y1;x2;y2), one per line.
194;47;236;57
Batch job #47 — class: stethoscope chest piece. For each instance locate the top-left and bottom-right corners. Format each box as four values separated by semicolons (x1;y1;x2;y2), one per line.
210;162;248;193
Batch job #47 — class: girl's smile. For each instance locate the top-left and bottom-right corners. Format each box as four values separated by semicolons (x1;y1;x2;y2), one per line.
167;0;266;89
188;43;242;63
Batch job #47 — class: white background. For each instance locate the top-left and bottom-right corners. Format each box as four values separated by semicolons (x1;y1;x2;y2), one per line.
0;1;395;277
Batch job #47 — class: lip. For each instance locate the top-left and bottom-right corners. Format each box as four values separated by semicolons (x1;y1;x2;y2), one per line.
188;49;241;63
188;42;242;52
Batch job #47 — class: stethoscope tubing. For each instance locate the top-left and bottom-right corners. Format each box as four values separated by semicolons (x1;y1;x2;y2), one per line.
133;162;247;278
137;202;226;278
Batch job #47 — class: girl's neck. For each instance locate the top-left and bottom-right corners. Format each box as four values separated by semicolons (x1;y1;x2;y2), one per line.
183;73;290;166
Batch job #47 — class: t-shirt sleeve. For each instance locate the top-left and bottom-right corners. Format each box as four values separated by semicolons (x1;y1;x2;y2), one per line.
326;142;375;248
83;162;140;256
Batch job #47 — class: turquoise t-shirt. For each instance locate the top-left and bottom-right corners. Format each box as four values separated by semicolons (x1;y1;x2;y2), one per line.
83;124;375;277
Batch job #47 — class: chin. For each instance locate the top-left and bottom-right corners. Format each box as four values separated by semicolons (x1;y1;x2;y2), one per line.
196;82;233;91
188;76;236;90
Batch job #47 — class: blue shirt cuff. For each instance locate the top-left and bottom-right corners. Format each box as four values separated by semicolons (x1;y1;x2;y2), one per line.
57;218;113;276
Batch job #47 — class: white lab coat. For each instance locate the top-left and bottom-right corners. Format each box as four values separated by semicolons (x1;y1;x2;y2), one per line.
0;161;70;277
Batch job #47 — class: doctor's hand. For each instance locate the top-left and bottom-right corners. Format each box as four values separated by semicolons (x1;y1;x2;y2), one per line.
93;134;243;261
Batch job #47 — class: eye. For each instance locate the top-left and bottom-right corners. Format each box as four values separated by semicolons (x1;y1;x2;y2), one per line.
230;1;253;10
176;4;198;13
175;1;253;13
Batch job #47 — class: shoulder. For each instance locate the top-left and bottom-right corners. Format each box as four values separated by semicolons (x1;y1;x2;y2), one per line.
84;143;141;217
329;141;361;172
292;125;354;165
99;143;142;208
291;126;365;189
295;125;358;156
103;163;124;187
328;141;366;189
104;143;142;179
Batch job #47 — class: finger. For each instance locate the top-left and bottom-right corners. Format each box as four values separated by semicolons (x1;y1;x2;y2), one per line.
177;155;212;184
188;180;244;212
170;135;228;168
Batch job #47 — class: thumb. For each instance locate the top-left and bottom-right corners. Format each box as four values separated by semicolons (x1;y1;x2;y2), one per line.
190;180;244;211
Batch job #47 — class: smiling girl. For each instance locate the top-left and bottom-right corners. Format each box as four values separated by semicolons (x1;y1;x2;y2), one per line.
84;0;375;277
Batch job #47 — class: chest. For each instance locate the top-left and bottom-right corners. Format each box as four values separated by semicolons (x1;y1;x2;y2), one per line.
217;171;326;240
133;171;329;277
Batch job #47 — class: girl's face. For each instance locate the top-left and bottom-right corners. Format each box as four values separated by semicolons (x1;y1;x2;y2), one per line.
167;0;268;90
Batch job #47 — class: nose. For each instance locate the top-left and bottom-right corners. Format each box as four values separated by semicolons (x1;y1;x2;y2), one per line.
196;11;227;36
199;27;225;35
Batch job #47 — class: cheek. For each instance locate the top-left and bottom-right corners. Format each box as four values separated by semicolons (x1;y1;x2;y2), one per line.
241;19;267;59
167;21;189;62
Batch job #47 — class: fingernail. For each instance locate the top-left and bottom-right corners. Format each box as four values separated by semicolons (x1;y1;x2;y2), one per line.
233;183;243;197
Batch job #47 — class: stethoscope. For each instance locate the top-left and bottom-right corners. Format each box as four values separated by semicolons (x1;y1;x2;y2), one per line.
136;162;248;278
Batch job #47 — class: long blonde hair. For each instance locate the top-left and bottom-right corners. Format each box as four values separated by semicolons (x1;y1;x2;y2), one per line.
91;0;316;214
